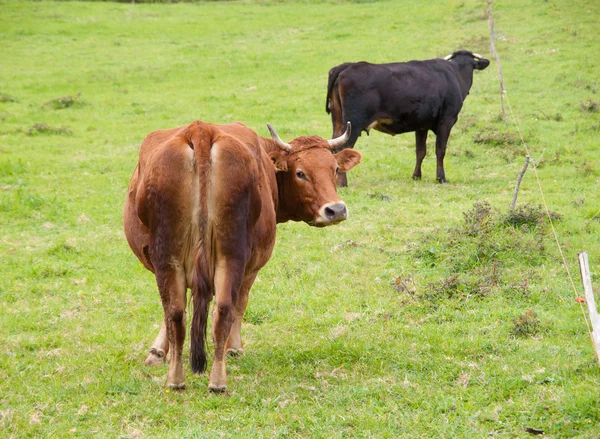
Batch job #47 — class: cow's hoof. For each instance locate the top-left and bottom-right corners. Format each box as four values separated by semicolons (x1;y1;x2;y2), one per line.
208;384;227;393
412;175;421;180
144;348;166;366
166;382;186;391
226;348;244;357
437;178;448;184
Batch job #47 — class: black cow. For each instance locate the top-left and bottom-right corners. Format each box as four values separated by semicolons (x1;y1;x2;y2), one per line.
326;50;490;186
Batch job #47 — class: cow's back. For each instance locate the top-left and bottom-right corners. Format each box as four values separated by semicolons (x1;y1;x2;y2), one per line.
333;60;462;134
123;121;278;286
124;124;199;279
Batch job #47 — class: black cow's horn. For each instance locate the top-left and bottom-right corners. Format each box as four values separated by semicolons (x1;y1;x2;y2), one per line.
472;52;483;59
328;122;351;149
267;123;291;152
444;54;453;61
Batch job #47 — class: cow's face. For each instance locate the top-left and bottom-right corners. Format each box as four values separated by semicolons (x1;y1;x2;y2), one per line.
267;124;361;227
474;58;490;70
445;50;490;71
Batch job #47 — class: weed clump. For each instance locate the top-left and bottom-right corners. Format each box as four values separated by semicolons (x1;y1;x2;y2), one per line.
413;202;558;304
511;310;540;337
425;274;481;301
473;130;520;147
461;201;494;237
0;93;19;103
42;93;84;110
367;192;392;202
580;100;598;113
26;123;72;136
472;127;523;162
504;204;561;228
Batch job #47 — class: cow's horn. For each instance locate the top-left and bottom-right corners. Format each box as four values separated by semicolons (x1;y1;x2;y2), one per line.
472;52;483;59
267;123;291;152
444;54;453;61
328;122;351;149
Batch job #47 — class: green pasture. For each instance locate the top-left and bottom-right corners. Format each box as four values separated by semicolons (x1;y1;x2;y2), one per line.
1;0;599;437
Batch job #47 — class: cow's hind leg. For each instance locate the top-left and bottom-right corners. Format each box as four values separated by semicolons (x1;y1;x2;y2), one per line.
144;319;170;366
334;118;363;187
209;259;245;392
225;271;257;356
156;267;187;389
412;129;428;180
331;91;367;187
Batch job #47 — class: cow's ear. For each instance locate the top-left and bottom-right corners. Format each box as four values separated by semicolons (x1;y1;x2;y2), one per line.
269;151;288;172
334;149;362;172
475;58;490;70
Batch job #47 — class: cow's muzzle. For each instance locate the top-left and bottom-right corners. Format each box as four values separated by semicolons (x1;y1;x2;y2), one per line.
314;202;348;226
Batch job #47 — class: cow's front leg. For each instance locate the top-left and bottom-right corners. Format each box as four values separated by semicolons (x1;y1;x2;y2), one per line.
208;259;244;392
144;319;170;366
412;129;428;180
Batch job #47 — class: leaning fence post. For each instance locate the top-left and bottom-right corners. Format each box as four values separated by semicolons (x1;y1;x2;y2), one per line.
510;155;530;210
578;252;600;366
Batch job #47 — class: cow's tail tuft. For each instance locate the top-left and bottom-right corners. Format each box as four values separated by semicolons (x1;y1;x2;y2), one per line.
326;63;351;114
187;121;214;374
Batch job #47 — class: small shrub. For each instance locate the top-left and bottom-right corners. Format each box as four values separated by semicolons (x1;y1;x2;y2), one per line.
244;308;272;325
504;204;561;228
578;160;596;176
535;110;563;121
366;192;392;202
461;201;494;237
580;100;598;113
473;130;520;147
413;202;557;304
424;274;482;301
0;93;19;103
42;93;83;110
392;274;416;295
26;123;72;136
511;310;540;337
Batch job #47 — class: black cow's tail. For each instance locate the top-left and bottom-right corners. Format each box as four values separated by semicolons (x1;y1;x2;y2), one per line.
326;63;352;114
186;121;214;374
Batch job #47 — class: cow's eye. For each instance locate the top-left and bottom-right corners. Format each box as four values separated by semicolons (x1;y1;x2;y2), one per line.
335;166;339;176
296;170;307;180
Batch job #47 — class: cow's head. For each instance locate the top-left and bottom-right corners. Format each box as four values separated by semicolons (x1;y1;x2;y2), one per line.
444;50;490;71
444;50;490;98
267;122;361;227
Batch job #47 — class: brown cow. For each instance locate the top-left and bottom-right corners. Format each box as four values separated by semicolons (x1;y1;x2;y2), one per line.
123;120;361;391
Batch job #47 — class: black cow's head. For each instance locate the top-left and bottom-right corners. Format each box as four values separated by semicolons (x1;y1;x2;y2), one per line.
444;50;490;70
444;50;490;98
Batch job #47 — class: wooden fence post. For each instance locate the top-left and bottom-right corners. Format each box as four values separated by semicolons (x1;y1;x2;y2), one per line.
510;155;530;210
578;252;600;366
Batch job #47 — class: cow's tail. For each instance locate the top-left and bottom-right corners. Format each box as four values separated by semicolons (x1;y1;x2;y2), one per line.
186;121;214;374
326;63;351;114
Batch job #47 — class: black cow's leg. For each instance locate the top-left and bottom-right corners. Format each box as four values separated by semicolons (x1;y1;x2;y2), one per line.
412;129;428;180
334;121;361;187
435;125;452;183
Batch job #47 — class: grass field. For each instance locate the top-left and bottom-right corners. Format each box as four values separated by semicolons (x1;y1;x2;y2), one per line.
1;0;599;437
